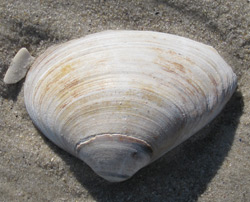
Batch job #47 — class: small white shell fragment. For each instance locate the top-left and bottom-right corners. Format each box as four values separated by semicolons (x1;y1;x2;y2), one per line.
4;48;34;84
23;30;237;182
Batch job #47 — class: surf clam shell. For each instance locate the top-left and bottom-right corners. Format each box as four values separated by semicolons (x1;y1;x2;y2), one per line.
21;30;237;182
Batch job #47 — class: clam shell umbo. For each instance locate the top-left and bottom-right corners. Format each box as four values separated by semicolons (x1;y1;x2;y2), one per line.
22;30;237;182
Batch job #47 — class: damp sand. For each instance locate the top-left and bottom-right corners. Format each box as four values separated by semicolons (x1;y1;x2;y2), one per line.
0;0;249;201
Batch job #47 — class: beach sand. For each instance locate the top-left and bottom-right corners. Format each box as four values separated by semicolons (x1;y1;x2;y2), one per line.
0;0;249;201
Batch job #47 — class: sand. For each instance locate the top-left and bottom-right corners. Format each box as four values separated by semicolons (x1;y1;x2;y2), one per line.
0;0;249;201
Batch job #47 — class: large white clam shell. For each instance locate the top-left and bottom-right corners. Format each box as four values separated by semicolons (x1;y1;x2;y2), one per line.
23;30;237;182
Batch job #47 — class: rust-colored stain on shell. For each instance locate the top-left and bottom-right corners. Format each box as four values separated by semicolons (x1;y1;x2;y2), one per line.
171;62;185;73
60;64;73;76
